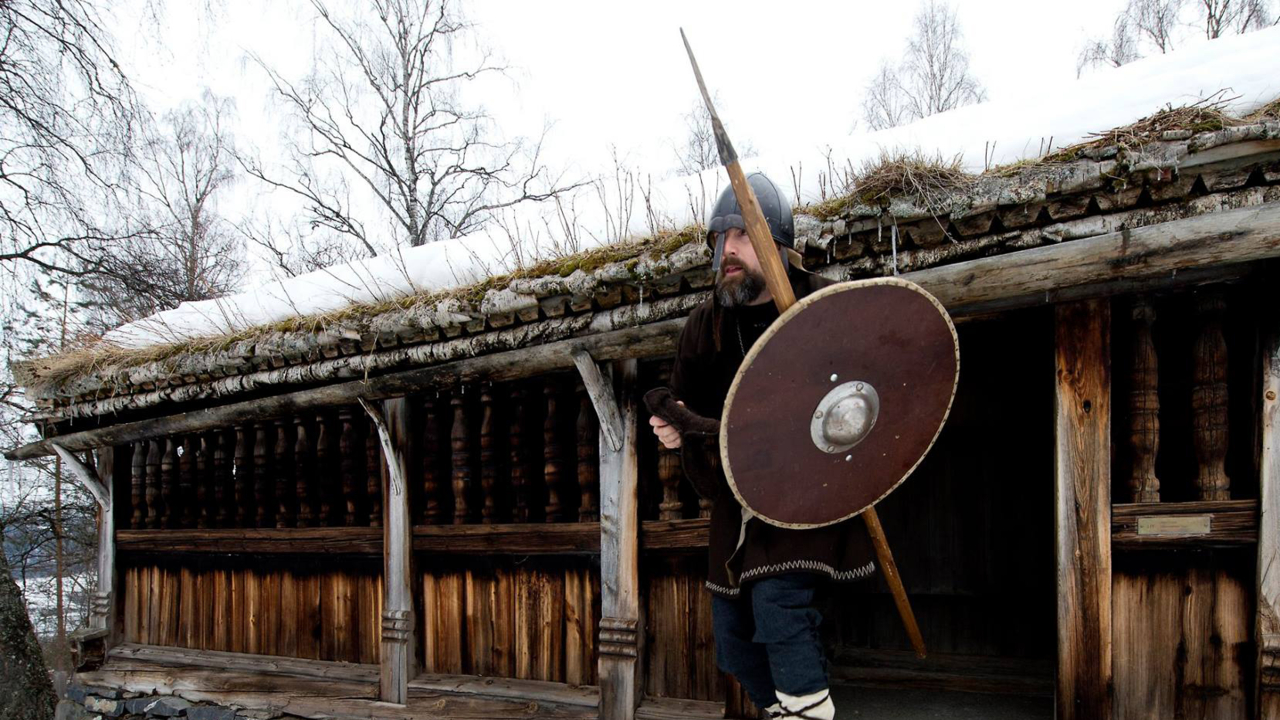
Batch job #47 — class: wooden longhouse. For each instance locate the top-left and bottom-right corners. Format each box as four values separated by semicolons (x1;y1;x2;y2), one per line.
9;112;1280;720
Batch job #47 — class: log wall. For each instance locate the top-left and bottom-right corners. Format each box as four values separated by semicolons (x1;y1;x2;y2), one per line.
120;557;382;664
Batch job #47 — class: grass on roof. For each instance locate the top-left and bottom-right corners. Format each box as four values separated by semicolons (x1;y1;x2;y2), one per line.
25;224;708;395
806;151;975;220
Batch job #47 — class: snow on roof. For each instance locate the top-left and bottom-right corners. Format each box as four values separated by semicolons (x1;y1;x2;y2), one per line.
101;26;1280;351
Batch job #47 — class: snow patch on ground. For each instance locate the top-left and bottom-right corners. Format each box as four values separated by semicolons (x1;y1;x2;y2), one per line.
104;27;1280;349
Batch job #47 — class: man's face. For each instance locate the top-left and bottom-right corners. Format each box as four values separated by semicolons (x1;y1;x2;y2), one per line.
715;227;768;307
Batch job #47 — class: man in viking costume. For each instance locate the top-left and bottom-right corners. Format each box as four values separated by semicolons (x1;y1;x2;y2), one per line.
648;173;876;720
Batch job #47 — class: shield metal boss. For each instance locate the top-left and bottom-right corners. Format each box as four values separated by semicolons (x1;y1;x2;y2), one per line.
719;278;959;529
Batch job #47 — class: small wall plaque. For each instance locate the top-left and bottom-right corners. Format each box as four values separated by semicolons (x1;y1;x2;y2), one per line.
1137;515;1212;536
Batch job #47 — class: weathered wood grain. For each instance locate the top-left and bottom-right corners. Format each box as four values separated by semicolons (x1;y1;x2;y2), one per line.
1259;310;1280;719
1111;499;1257;549
1054;299;1112;720
422;569;465;674
904;201;1280;316
1112;561;1252;719
599;359;642;720
116;527;383;555
11;318;686;460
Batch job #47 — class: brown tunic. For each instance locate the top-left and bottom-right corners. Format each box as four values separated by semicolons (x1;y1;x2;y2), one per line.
669;268;877;598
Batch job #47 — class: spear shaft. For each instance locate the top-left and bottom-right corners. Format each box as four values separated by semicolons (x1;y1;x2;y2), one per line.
680;28;926;659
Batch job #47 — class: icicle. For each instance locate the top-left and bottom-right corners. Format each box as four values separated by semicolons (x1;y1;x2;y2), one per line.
890;219;900;276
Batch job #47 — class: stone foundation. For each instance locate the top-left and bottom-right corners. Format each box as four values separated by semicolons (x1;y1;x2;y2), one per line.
56;684;295;720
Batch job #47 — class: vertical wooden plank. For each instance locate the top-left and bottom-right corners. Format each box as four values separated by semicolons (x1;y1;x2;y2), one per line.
279;571;298;658
565;567;587;687
229;567;245;653
333;569;355;662
320;571;337;660
296;570;320;660
1259;310;1280;718
599;359;641;720
179;565;196;648
423;570;464;674
1054;299;1112;720
539;568;565;682
466;568;495;676
493;566;515;678
692;571;718;701
246;567;264;655
212;567;229;652
515;565;536;680
123;565;138;643
158;564;176;647
1111;571;1178;719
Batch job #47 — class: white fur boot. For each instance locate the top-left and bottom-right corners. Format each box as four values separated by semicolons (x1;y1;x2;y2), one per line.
773;688;834;719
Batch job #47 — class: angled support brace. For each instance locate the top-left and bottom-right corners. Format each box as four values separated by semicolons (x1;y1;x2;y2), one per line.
52;443;111;511
572;349;624;452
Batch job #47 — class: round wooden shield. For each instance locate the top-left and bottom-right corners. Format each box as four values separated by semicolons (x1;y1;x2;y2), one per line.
720;278;959;529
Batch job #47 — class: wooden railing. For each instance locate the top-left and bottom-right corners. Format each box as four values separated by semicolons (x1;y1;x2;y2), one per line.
1111;289;1260;550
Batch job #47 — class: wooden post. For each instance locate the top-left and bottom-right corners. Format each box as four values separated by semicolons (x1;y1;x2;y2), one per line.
50;445;114;639
360;397;416;704
1054;299;1112;720
1193;292;1232;500
1258;311;1280;719
1128;299;1160;503
596;359;641;720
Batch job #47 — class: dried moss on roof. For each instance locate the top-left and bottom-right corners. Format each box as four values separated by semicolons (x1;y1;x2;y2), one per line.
19;225;707;396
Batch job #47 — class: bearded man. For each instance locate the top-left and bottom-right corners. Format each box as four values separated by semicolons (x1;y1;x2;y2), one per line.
647;173;877;720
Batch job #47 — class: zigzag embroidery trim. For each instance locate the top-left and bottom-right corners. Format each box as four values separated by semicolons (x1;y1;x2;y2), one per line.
704;559;877;596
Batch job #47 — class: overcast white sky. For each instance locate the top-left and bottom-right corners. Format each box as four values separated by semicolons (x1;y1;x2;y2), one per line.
113;0;1131;179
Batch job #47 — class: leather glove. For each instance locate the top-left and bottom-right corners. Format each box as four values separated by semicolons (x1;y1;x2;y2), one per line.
644;387;723;501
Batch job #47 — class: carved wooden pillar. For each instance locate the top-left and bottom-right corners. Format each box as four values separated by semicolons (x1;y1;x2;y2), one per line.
196;435;211;529
577;381;600;522
1128;300;1161;503
130;441;146;529
479;386;498;523
275;419;295;528
656;363;683;521
1192;292;1231;500
295;417;314;528
509;387;531;523
372;398;417;703
366;417;383;528
340;408;361;526
451;390;472;524
160;437;177;529
545;379;566;522
214;431;231;528
315;413;334;526
421;396;444;525
598;360;641;720
145;438;162;529
178;436;196;528
253;424;272;528
234;426;251;527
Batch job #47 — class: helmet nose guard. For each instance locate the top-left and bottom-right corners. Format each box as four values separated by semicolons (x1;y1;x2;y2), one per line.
707;172;795;273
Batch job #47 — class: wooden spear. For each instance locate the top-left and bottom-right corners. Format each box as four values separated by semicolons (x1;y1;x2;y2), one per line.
680;29;927;659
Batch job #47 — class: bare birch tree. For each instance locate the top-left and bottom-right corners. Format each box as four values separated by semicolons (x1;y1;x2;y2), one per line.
861;0;986;131
1078;0;1275;74
242;0;577;269
78;93;243;332
0;0;144;279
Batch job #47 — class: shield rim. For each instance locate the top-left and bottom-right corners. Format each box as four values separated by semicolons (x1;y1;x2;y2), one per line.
718;277;960;530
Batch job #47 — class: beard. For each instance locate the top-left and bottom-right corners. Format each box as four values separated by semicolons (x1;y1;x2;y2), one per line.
715;261;767;307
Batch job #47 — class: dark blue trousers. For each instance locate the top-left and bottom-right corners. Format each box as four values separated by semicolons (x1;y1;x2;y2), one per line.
711;573;828;710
